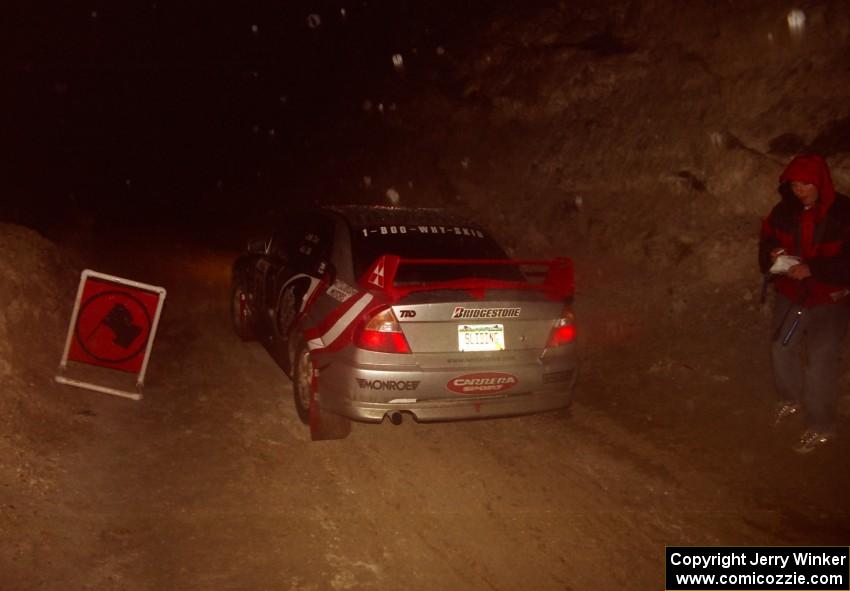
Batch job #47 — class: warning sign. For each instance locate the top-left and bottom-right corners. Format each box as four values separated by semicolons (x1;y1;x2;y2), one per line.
69;280;160;372
57;270;166;400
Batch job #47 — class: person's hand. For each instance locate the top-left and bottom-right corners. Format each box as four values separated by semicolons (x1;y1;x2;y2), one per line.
787;263;812;280
770;247;785;261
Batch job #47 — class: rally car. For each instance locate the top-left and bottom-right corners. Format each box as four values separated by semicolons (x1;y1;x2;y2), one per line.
230;205;577;440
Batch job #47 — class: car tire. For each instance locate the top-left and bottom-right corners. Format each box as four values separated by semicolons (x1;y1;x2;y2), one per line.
230;274;255;341
293;342;351;440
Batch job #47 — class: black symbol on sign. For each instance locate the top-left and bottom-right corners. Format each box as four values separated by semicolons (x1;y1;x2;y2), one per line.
75;290;153;364
92;303;142;348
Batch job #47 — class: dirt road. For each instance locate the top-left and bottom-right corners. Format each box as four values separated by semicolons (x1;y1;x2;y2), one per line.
4;237;847;591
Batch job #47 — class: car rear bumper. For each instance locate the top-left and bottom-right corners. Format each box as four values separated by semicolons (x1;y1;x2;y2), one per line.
316;355;577;422
325;384;574;422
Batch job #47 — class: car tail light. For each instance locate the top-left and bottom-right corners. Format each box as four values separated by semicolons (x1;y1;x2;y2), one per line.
546;307;576;348
355;308;412;354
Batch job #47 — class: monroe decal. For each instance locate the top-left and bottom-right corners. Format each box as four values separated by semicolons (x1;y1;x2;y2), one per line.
452;307;521;319
356;379;420;391
447;372;518;394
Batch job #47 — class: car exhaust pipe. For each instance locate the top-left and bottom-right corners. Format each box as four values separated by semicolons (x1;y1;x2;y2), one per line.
389;412;403;426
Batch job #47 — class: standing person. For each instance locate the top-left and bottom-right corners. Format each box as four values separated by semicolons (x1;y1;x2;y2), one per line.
759;153;850;453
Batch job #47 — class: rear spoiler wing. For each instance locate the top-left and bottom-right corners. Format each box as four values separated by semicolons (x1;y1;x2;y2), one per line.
358;255;574;302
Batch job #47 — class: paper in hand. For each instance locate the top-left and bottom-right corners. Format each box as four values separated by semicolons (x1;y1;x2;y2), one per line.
769;254;801;275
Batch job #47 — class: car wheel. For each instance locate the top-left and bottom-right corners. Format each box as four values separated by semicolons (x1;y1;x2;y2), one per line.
293;342;351;440
230;275;255;341
292;343;312;424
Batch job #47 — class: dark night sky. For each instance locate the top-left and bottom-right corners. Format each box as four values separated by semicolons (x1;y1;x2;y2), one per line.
8;1;502;224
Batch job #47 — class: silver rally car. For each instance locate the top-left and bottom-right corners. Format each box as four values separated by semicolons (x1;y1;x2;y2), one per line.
231;205;577;440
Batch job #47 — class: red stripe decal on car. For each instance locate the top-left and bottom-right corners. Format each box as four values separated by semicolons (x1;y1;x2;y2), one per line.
305;292;374;352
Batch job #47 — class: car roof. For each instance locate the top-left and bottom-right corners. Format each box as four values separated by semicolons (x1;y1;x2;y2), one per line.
322;205;481;229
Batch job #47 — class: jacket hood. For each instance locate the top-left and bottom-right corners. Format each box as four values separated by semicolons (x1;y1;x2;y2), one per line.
779;154;836;217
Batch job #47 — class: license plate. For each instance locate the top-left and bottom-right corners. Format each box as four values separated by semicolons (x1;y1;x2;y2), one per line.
458;324;505;352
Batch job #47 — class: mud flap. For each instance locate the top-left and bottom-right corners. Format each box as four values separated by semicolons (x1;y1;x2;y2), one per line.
308;368;351;441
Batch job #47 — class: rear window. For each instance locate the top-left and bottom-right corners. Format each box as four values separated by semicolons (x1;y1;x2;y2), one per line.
350;223;524;283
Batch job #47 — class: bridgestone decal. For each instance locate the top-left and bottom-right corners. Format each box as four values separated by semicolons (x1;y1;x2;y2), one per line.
452;307;521;319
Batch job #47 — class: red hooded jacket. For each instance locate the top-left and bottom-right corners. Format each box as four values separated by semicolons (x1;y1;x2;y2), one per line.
759;154;850;307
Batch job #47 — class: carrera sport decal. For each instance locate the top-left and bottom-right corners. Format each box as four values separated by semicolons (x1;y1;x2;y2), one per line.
447;372;518;394
326;279;358;303
452;307;521;319
305;292;374;352
359;225;486;238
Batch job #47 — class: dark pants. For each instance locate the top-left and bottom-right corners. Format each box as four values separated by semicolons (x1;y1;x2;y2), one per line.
771;294;849;434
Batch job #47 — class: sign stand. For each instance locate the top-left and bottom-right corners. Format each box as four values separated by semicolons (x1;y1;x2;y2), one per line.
55;269;167;401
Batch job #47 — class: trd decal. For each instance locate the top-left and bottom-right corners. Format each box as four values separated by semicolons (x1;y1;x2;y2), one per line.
398;310;416;318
